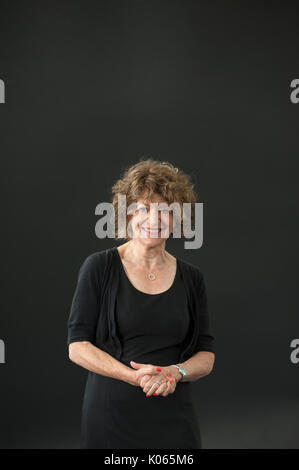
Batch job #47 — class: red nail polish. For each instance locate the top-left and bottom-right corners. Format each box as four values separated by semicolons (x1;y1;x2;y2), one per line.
153;393;157;396
156;367;161;372
146;394;149;397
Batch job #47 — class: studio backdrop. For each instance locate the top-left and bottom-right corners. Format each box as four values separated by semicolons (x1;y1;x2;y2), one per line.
0;0;298;449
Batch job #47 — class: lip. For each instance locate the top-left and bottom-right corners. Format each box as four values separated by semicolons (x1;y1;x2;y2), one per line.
140;227;162;233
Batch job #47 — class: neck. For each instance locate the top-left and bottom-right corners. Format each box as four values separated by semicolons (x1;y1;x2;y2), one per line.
125;239;168;270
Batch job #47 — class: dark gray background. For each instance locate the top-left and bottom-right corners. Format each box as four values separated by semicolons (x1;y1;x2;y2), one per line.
0;0;298;449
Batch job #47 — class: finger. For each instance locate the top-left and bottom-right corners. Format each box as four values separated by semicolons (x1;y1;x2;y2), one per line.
139;374;152;388
152;381;168;396
169;378;177;394
142;370;168;393
150;365;163;375
139;371;161;388
161;379;171;397
145;381;163;397
141;372;163;390
138;365;160;377
143;375;167;392
144;380;167;397
130;361;148;369
163;377;177;396
137;370;155;385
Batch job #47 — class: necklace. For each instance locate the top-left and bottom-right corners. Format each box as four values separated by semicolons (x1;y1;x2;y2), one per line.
147;270;159;281
125;244;168;281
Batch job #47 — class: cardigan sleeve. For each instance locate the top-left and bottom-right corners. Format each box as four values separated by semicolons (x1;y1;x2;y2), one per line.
67;253;101;346
194;270;215;354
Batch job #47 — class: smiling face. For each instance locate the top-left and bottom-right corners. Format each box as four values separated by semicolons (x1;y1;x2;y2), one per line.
128;193;174;245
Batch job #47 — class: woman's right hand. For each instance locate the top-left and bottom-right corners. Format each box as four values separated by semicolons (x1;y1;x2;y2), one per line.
129;361;178;397
130;363;163;387
144;374;177;397
140;369;178;397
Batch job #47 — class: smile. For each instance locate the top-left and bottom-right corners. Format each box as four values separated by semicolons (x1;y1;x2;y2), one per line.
140;227;162;235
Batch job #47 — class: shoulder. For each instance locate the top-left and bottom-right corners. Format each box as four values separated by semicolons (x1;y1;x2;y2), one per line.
83;247;114;263
177;256;209;307
177;255;204;284
78;247;116;277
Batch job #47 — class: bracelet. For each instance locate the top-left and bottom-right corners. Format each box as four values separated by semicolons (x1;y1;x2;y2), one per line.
170;364;187;381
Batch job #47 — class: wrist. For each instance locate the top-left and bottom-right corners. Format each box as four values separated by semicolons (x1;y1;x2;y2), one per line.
169;365;183;383
169;364;187;382
177;371;183;382
122;365;138;386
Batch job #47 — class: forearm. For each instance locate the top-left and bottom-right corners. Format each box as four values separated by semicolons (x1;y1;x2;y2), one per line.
69;341;135;385
178;351;215;383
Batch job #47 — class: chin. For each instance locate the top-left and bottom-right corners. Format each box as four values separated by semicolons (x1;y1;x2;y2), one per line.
138;235;163;245
137;230;170;245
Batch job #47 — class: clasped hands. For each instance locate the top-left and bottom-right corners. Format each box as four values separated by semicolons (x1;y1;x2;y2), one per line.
129;360;182;397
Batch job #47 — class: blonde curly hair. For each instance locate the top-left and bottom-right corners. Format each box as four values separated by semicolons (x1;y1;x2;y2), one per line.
110;156;198;240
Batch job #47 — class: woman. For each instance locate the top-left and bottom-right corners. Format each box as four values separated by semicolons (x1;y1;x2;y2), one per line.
67;158;215;449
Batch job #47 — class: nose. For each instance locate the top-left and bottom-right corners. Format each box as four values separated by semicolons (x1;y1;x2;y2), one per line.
147;207;161;227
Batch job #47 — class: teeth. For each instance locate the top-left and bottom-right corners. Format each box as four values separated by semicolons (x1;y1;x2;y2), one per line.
141;227;161;232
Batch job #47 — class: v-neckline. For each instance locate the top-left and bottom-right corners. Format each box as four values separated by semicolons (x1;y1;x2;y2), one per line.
114;246;178;296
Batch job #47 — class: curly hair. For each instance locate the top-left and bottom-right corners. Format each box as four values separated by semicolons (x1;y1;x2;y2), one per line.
110;156;198;240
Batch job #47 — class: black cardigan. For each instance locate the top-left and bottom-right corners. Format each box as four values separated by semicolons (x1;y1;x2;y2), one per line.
67;246;215;363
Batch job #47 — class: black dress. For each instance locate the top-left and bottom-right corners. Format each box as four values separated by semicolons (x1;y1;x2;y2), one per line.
81;253;202;449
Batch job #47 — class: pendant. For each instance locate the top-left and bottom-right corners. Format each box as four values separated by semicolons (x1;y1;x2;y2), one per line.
148;273;156;280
